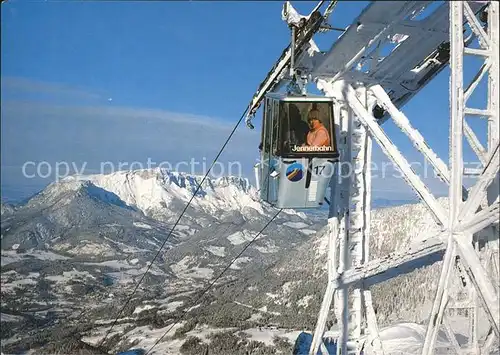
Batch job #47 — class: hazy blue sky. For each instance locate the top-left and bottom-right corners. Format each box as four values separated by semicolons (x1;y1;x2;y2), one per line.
1;1;487;203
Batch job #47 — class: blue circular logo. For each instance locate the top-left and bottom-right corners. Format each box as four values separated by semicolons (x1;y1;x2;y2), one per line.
286;163;304;182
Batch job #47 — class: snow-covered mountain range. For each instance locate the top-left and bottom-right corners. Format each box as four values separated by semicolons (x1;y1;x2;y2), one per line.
1;168;498;354
0;169;319;354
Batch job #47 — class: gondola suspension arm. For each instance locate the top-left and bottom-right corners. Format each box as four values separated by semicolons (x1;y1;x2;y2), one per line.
245;1;338;129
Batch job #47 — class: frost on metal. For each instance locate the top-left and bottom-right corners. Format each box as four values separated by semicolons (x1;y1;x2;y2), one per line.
281;1;308;27
249;1;500;354
240;0;498;353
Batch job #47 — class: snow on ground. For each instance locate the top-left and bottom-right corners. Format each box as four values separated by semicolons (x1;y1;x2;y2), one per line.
133;304;156;315
84;259;134;269
81;323;132;348
297;295;313;308
175;225;197;236
243;327;300;346
133;222;152;229
1;250;69;266
170;256;195;273
248;313;263;322
299;228;317;235
103;236;150;253
281;208;308;220
185;324;238;342
163;301;184;312
444;313;492;347
253;241;279;254
0;313;25;323
182;267;214;279
60;241;116;256
145;239;160;248
187;304;201;312
130;323;238;354
82;170;175;215
370;322;453;354
313;232;329;260
173;266;214;280
128;265;165;277
69;169;264;224
258;305;281;316
283;221;310;229
358;318;499;355
170;256;214;279
116;323;288;355
265;292;279;300
106;271;135;285
281;281;300;295
111;322;191;355
1;276;38;293
286;320;486;355
229;257;251;270
46;270;96;283
233;301;281;316
204;245;226;257
227;231;254;245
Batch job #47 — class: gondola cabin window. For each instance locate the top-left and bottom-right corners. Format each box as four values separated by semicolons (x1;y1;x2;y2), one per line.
279;100;338;158
262;98;273;154
272;100;280;155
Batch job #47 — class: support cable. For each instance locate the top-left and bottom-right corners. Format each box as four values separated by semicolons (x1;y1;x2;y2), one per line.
97;107;249;347
144;208;283;355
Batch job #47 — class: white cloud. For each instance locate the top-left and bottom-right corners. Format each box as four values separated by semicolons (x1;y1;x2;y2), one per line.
1;78;456;203
1;99;260;201
1;76;106;102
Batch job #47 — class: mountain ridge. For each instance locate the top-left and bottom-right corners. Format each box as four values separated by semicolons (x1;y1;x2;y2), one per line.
1;169;497;354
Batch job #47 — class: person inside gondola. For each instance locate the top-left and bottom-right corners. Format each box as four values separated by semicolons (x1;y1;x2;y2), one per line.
305;108;330;147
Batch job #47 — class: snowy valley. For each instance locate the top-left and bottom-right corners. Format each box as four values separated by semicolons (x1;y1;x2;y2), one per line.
1;168;498;354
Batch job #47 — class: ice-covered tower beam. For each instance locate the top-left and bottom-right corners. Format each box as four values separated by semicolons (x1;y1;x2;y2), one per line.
306;1;499;354
422;2;500;354
242;1;499;353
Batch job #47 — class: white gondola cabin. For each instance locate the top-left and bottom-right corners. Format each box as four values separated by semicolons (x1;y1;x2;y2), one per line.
256;93;340;209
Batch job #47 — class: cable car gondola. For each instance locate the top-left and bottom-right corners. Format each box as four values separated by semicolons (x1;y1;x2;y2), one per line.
255;93;340;209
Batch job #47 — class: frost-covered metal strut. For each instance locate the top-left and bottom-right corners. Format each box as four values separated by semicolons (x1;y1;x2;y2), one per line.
246;1;499;354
